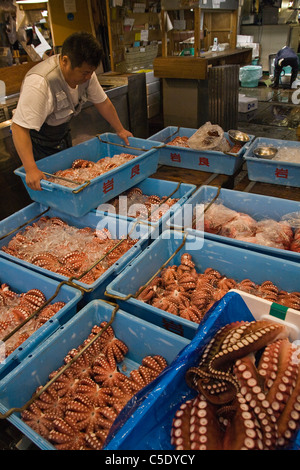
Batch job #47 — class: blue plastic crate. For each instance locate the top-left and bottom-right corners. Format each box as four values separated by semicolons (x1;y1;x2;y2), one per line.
0;203;154;304
244;137;300;188
147;126;255;175
104;291;300;450
94;178;196;238
0;299;190;450
0;258;82;380
167;185;300;262
105;230;300;340
14;133;161;217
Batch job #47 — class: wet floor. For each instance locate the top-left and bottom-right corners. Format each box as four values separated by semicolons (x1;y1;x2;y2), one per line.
237;82;300;140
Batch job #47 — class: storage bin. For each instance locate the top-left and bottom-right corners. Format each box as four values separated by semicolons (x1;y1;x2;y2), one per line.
105;230;300;340
147;126;254;175
0;299;190;450
94;178;196;239
0;203;154;304
239;65;262;87
167;185;300;262
244;137;300;188
0;258;82;380
14;133;161;217
104;291;300;450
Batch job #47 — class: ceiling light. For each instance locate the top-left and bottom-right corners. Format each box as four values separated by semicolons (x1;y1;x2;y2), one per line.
16;1;48;4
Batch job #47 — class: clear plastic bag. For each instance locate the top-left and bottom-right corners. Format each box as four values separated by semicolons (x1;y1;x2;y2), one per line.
187;122;231;152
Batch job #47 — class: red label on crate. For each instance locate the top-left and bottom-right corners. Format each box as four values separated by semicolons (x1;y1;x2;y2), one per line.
199;157;209;167
275;168;288;179
103;178;114;194
130;164;140;179
162;318;184;336
170;153;181;163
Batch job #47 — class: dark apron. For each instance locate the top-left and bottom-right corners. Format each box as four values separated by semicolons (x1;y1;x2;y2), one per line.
30;120;73;161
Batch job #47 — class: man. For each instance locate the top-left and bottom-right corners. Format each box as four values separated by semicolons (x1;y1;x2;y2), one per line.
272;46;299;89
11;31;133;191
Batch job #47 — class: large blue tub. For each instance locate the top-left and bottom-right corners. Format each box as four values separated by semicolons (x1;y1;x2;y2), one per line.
15;133;161;217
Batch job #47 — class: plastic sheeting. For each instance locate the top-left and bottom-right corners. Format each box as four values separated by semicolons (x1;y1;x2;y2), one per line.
104;292;257;450
105;291;300;450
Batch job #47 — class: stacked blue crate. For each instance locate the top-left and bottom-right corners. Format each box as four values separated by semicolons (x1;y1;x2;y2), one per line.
148;126;255;175
0;258;82;380
0;299;190;450
14;133;162;218
244;137;300;188
167;185;300;262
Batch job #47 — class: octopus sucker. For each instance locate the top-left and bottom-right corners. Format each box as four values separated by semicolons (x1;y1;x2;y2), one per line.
233;355;278;449
276;361;300;447
258;339;298;418
209;320;288;376
171;395;223;450
222;394;263;450
171;399;194;450
172;320;300;450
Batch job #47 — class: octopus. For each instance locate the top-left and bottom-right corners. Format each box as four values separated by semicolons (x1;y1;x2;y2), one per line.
1;216;138;285
101;186;179;222
171;319;300;450
0;283;66;358
48;153;137;188
193;202;300;253
21;321;168;450
135;253;300;327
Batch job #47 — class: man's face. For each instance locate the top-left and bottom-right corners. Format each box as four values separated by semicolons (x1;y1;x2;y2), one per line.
60;56;96;88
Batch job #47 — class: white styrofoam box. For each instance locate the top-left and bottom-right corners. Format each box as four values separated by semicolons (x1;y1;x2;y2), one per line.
237;34;254;44
230;289;300;342
238;95;258;113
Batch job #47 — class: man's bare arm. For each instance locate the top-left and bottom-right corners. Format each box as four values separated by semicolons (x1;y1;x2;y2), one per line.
11;122;44;191
94;97;133;145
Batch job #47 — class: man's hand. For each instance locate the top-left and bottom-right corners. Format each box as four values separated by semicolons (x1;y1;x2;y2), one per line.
117;128;133;146
25;167;45;191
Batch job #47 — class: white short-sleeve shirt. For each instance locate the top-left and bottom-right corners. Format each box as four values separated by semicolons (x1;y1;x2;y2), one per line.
12;72;107;131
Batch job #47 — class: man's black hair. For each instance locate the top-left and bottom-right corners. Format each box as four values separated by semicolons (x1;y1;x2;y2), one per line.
61;31;102;69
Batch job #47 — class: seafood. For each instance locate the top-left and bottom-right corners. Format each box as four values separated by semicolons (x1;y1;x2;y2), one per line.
1;216;137;285
48;153;137;188
0;283;65;358
171;320;300;450
193;202;299;252
21;321;168;450
136;253;300;325
98;187;179;222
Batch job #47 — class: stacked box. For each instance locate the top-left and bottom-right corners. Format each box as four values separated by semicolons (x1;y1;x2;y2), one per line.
14;133;161;217
105;231;300;340
167;185;300;262
244;137;300;188
0;258;82;380
148;126;254;175
94;177;196;238
0;203;154;304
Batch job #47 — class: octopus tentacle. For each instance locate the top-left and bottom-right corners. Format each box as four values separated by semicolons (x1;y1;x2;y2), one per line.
258;338;298;418
233;354;278;449
222;394;264;450
171;395;224;450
